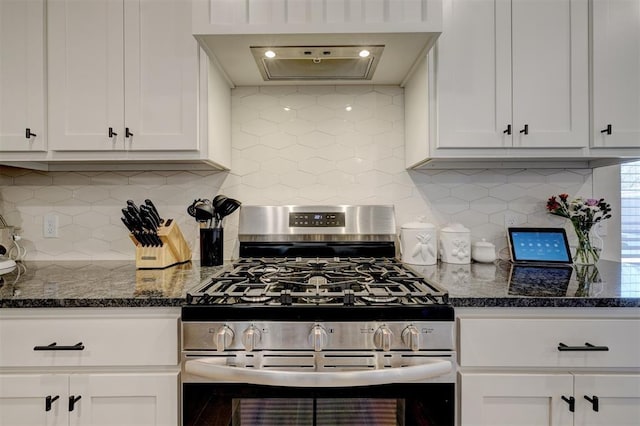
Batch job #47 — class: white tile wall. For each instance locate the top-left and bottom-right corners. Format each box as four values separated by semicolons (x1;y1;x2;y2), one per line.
0;85;595;261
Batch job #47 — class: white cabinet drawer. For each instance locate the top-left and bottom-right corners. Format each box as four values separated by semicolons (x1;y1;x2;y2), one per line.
0;308;179;367
459;318;640;368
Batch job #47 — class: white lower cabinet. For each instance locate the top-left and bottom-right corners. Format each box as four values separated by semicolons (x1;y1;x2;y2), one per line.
0;308;180;426
460;373;640;426
574;374;640;426
457;309;640;426
461;373;574;426
0;374;68;426
0;372;177;426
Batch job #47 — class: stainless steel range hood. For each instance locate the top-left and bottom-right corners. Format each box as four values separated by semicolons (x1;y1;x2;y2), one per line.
195;33;439;87
250;45;385;81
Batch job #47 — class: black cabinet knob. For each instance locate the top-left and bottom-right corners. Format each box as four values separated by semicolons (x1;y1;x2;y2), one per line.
125;127;134;138
108;127;117;138
600;124;612;135
519;124;529;135
503;125;512;135
26;128;37;139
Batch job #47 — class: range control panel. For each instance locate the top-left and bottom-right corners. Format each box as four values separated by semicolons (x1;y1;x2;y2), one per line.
289;212;346;227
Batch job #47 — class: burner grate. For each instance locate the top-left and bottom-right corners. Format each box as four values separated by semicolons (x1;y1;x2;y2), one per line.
186;257;449;307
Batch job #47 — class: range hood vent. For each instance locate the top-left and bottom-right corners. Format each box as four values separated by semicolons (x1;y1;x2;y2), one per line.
250;46;384;81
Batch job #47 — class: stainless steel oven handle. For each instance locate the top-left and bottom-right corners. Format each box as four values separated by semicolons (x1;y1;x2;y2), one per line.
185;357;452;388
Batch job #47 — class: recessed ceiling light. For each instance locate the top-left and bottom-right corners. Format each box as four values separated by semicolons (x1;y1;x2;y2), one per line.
359;50;370;58
264;50;276;58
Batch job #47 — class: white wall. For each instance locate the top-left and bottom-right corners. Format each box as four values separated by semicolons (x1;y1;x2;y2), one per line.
1;85;616;262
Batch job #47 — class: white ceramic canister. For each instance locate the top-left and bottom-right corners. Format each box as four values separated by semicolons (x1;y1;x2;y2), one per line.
439;223;471;264
400;222;437;265
471;239;497;263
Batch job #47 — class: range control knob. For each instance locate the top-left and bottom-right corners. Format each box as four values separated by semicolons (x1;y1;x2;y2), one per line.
373;325;393;352
242;325;262;351
308;324;328;352
402;325;420;351
215;325;234;352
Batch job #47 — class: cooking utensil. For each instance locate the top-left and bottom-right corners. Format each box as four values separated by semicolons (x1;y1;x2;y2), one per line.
219;198;241;220
188;199;205;219
194;201;215;225
212;195;227;211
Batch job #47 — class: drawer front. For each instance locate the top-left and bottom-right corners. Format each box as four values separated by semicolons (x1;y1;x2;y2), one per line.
0;310;179;367
459;318;640;368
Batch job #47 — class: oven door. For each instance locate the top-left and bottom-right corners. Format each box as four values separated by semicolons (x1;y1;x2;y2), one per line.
182;352;455;426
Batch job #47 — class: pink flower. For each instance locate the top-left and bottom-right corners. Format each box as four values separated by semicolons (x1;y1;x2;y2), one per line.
585;199;598;206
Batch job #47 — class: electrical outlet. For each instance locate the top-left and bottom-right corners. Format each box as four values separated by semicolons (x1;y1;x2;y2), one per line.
43;213;58;238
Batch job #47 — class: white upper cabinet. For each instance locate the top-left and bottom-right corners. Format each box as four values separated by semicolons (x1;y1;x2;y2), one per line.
434;0;588;151
591;0;640;149
0;0;46;152
48;0;198;152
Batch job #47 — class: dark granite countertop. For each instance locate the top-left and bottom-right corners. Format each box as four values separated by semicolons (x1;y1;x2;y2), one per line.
1;259;638;308
412;259;640;308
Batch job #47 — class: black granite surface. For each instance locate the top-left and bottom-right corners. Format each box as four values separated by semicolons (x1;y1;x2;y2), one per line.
0;259;638;308
412;259;640;308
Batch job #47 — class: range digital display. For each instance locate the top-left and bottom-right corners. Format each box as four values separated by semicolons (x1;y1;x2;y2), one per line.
289;212;346;227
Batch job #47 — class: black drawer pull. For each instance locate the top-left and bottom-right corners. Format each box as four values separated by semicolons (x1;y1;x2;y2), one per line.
584;395;599;412
519;124;529;135
557;342;609;352
45;395;59;412
561;395;575;412
69;395;81;412
34;342;85;351
600;124;612;135
503;124;512;135
26;128;37;139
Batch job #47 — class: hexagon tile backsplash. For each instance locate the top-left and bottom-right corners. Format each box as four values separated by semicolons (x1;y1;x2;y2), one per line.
0;85;593;261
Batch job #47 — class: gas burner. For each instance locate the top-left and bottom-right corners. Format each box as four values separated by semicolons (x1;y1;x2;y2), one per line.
186;256;450;308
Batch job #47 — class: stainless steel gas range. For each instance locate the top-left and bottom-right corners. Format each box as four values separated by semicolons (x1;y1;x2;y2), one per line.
181;205;456;426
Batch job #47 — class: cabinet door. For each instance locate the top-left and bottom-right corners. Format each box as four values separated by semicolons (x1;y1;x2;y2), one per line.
48;0;126;151
574;374;640;426
591;0;640;148
436;0;512;149
460;373;574;426
0;0;46;152
0;374;68;426
68;373;178;426
123;0;198;151
512;0;588;148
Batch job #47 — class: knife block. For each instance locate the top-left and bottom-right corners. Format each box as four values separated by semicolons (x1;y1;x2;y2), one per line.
130;219;191;269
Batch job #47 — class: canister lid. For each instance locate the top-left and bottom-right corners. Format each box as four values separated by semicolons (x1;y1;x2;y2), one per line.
472;238;495;248
440;223;470;233
401;221;436;230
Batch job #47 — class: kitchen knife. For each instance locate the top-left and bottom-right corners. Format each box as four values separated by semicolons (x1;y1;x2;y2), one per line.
144;199;163;225
127;205;144;228
121;216;144;247
126;200;140;215
122;208;150;247
140;211;162;247
140;205;160;230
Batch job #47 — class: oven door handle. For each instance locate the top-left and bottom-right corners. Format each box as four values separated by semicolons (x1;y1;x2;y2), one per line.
185;357;452;388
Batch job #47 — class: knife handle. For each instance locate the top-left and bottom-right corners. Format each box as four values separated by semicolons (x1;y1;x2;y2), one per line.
144;199;163;225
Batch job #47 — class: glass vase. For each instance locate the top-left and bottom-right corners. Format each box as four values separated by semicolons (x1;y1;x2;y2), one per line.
572;225;602;265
